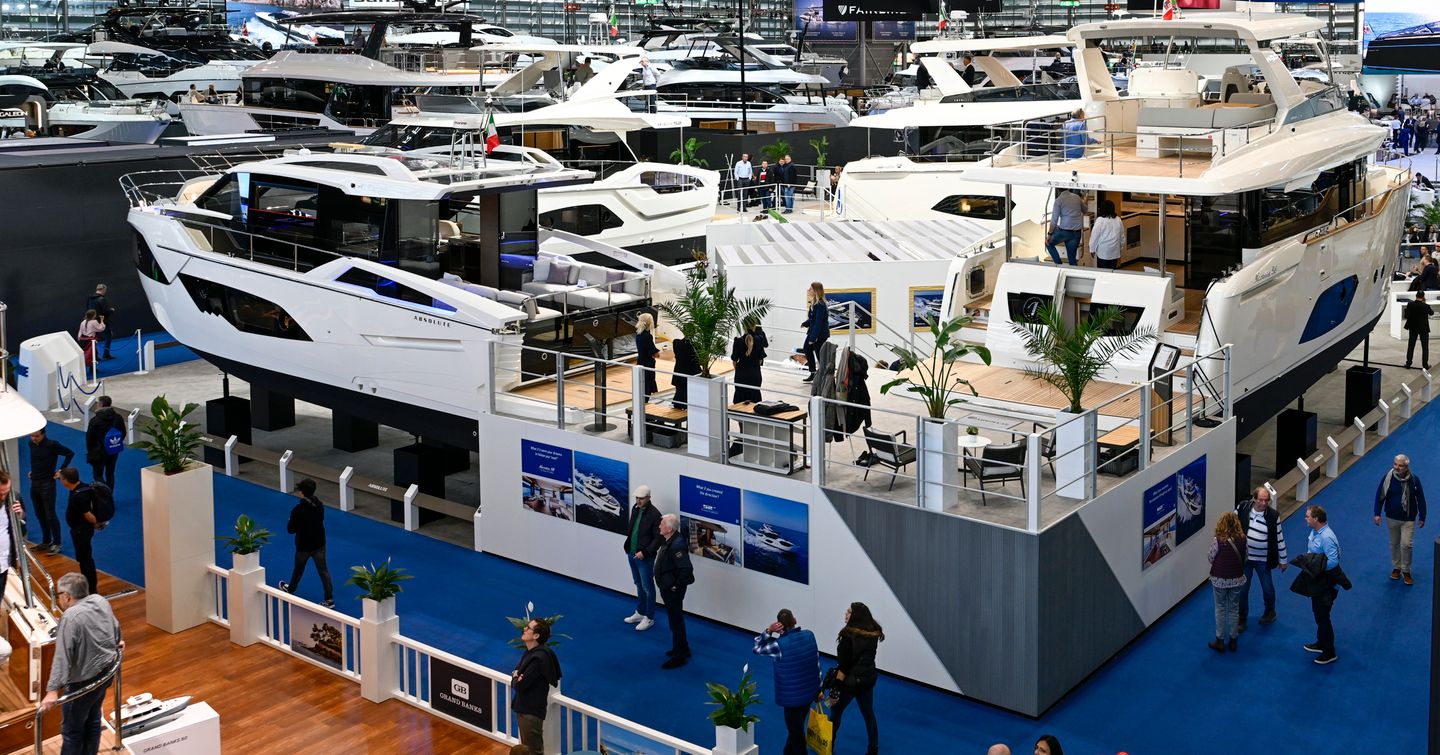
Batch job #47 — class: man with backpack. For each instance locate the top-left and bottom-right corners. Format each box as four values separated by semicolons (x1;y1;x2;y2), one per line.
85;397;125;494
57;467;112;595
511;617;561;752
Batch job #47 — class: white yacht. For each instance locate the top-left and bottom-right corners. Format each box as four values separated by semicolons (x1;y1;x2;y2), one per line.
72;40;254;102
357;57;720;264
0;45;171;143
751;523;795;552
575;472;622;516
118;694;191;737
123;148;683;449
936;13;1410;439
836;37;1082;226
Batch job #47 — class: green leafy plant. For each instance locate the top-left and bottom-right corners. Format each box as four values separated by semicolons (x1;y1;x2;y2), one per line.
880;316;993;419
345;559;412;602
658;262;772;378
506;601;572;648
132;395;205;474
1011;304;1157;414
966;426;979;436
217;514;272;555
706;666;761;731
809;135;829;168
765;208;789;223
669;136;710;167
758;139;791;163
1421;199;1440;228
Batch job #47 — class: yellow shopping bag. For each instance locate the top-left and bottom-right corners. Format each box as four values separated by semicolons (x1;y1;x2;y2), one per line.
806;700;834;755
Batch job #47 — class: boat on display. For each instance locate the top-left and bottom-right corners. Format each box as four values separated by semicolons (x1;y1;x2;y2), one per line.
0;44;172;143
359;57;719;264
1363;19;1440;75
575;472;622;515
123;147;685;449
635;16;846;86
750;523;795;552
934;13;1410;439
836;36;1082;226
117;693;192;736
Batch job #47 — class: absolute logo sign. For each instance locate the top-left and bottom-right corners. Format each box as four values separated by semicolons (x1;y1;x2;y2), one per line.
430;658;495;731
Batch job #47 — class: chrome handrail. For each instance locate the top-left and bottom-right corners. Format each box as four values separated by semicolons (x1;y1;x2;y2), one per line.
35;648;123;754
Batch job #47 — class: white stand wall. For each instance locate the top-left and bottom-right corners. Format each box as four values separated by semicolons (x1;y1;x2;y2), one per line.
142;464;216;633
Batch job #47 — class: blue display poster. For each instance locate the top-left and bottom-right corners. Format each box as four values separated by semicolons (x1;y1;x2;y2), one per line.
796;0;857;42
1142;475;1177;571
872;21;917;42
573;450;630;535
1174;456;1207;546
521;440;574;521
680;476;744;567
742;491;810;584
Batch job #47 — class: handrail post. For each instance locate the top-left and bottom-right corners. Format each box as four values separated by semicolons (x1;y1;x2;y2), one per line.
1423;369;1433;403
1401;383;1413;419
338;467;355;512
1026;433;1041;532
486;340;497;416
132;329;147;375
1084;411;1098;501
555;359;566;429
403;484;420;532
1325;437;1340;478
1351;417;1367;457
1138;388;1151;471
1295;458;1311;502
1185;370;1194;443
278;450;293;492
224;435;238;477
847;302;856;354
1378;399;1391;437
809;396;825;487
631;365;645;448
112;661;123;753
1222;345;1233;419
125;408;140;444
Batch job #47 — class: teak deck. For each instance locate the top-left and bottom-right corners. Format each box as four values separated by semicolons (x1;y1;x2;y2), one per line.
908;359;1148;418
1015;146;1213;179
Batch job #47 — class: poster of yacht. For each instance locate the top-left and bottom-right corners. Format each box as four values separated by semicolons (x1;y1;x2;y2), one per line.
521;439;574;521
1362;0;1440;72
872;22;917;41
825;288;876;334
742;491;810;584
599;723;675;755
1142;475;1178;571
572;451;630;535
1173;456;1208;546
909;286;945;331
680;476;743;567
290;604;344;670
795;0;856;42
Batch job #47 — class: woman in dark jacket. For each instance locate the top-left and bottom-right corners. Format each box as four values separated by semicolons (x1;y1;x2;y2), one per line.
731;319;768;403
670;336;701;408
1208;511;1248;652
801;282;830;382
830;601;883;755
635;312;660;399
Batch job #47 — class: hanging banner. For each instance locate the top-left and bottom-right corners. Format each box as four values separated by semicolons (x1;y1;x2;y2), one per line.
1363;1;1440;72
872;21;918;41
823;0;932;21
797;0;858;42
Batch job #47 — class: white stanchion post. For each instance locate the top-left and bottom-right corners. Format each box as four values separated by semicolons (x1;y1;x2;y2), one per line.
472;506;483;553
133;330;148;375
82;394;99;429
1401;383;1414;419
1424;369;1433;402
142;339;155;374
224;436;238;477
1263;482;1278;506
126;408;140;444
358;600;399;704
809;396;825;487
1325;438;1340;478
1295;458;1311;503
338;467;355;512
631;365;645;448
227;559;265;647
1378;399;1391;437
1351;417;1367;457
278;450;293;492
403;484;420;532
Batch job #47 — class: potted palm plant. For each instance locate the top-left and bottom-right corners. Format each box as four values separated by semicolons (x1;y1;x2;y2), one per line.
658;262;771;458
880;316;992;509
669;136;710;168
1011;304;1155;497
347;559;413;622
706;665;761;755
134;395;216;633
217;514;272;572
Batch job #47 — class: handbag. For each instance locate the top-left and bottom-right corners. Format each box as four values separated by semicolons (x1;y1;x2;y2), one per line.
806;700;834;755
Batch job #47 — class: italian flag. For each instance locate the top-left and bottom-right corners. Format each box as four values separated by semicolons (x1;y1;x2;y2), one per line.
1162;0;1179;20
484;111;500;154
609;13;619;38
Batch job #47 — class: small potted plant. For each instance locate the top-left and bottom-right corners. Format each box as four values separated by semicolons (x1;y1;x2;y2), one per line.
966;426;980;437
506;601;572;649
217;514;271;572
706;665;761;755
133;395;206;475
347;559;412;622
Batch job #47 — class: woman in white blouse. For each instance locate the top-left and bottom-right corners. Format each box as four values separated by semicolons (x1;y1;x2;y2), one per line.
1090;199;1125;270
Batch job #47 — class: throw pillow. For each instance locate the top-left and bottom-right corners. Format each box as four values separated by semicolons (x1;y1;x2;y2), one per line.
547;262;573;285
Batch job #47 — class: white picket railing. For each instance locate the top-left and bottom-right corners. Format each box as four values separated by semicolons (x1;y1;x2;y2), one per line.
553;693;714;755
391;633;521;745
257;583;363;681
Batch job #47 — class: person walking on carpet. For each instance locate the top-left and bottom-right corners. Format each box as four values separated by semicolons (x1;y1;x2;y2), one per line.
1294;505;1349;665
278;478;335;608
57;467;103;595
828;602;883;755
84;396;125;494
754;608;820;755
1373;454;1426;585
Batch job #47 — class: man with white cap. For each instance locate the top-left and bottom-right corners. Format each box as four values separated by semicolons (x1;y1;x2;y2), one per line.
622;485;662;631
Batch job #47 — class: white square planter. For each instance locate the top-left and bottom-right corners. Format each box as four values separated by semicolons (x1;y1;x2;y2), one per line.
686;375;726;460
1053;409;1090;500
714;724;756;755
142;463;216;633
919;418;958;511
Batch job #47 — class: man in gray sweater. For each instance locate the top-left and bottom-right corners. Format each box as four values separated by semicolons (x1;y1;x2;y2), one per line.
40;572;122;755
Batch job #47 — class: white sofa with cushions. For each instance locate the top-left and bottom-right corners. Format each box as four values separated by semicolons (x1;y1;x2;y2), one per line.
439;273;560;322
522;256;648;310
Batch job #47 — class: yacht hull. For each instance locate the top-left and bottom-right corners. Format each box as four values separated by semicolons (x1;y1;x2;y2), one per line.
177;102;370;136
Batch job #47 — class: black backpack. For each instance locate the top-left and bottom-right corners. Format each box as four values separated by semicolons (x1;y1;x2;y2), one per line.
89;483;115;525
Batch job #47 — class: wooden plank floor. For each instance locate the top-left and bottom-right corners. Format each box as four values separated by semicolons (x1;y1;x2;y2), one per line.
904;359;1146;418
12;554;507;755
510;352;736;407
1015;146;1213;178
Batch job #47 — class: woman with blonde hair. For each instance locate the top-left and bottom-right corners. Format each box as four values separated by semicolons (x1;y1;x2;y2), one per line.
1208;511;1248;652
800;282;830;382
634;312;660;399
731;317;768;403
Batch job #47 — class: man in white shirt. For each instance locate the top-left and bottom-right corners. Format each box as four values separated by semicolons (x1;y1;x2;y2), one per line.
639;57;658;112
1089;199;1124;269
733;153;753;209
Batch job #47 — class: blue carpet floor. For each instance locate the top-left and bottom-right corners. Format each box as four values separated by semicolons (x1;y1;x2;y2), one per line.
93;331;198;381
20;403;1435;754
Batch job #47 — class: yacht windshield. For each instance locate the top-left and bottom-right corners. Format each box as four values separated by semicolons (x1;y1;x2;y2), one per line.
940;81;1080;104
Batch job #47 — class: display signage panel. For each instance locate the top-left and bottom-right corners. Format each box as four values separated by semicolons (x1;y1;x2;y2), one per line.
430;658;496;731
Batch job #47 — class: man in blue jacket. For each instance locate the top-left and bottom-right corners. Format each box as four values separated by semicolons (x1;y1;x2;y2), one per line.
1373;454;1426;585
754;608;820;755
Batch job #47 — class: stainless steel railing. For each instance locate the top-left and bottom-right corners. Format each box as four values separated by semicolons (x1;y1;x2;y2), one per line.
34;648;123;754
